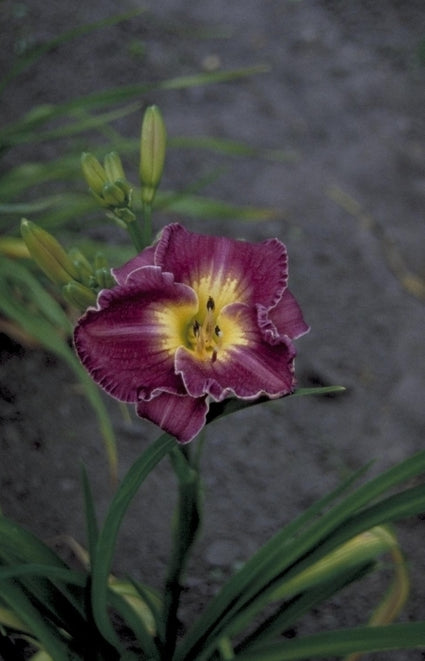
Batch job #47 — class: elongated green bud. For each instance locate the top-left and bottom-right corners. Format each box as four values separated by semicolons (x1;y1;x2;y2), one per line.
0;236;30;259
140;105;167;204
68;247;95;287
62;281;97;310
102;182;127;207
93;252;114;289
81;152;107;195
94;252;108;271
95;266;115;290
104;151;126;182
21;219;79;286
82;151;133;215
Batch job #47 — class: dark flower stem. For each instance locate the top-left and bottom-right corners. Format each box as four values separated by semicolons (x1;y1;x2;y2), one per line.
162;442;203;659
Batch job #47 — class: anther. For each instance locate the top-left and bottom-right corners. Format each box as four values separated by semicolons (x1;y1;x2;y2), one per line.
207;296;215;311
215;325;222;337
193;320;200;336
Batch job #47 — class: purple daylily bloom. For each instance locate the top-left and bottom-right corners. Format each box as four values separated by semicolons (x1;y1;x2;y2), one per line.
74;224;309;443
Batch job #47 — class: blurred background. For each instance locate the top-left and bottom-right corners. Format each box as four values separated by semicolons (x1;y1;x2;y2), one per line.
1;1;424;656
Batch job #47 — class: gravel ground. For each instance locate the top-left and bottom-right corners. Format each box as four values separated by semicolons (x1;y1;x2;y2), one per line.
1;2;425;659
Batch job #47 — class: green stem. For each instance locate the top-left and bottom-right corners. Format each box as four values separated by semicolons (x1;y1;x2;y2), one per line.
141;201;153;248
162;444;203;659
126;217;145;252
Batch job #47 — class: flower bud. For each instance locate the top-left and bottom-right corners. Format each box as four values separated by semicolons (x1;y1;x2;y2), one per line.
21;219;79;286
101;182;127;207
0;237;30;259
95;266;115;290
139;105;167;204
104;151;126;183
93;252;114;289
62;281;97;310
81;152;107;195
82;151;133;213
68;247;95;287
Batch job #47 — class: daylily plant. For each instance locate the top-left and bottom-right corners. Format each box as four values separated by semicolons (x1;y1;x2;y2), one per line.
74;223;309;442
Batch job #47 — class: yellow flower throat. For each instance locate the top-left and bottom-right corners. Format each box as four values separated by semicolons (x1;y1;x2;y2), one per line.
157;277;248;363
189;296;222;362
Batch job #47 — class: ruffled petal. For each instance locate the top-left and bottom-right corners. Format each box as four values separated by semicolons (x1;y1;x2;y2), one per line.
112;244;156;285
136;392;208;444
175;303;296;401
74;266;197;402
270;289;310;339
258;289;310;344
155;223;288;310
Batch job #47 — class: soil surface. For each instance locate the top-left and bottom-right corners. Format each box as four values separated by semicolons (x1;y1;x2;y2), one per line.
1;2;425;659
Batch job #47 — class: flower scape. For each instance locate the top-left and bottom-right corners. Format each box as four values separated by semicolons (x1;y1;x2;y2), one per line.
74;223;309;442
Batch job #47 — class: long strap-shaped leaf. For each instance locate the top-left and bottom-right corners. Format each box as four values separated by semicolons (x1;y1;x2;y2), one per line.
173;465;368;661
233;622;425;660
90;432;175;652
175;451;425;661
0;578;75;661
0;258;118;478
0;516;86;620
1;66;268;148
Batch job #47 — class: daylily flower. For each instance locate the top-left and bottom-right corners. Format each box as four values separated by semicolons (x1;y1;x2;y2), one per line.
74;224;309;443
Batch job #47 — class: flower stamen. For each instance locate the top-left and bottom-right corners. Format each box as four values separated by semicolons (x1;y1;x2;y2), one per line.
207;296;215;311
190;296;222;361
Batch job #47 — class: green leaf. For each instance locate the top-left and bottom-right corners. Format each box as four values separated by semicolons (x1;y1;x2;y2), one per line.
0;518;88;647
225;460;425;646
176;452;425;661
81;466;99;565
0;564;85;587
234;622;425;660
173;466;369;661
0;257;118;479
0;65;268;148
90;433;175;649
170;135;298;162
3;102;140;147
127;578;164;644
207;386;345;425
162;448;203;657
107;588;160;660
0;578;74;661
237;565;374;653
0;516;70;570
292;386;346;397
156;191;277;221
0;10;146;95
0;257;71;329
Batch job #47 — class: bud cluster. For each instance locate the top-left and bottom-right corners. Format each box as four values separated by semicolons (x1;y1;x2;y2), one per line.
21;219;114;310
81;151;135;226
20;105;168;312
